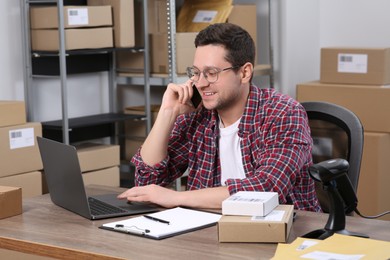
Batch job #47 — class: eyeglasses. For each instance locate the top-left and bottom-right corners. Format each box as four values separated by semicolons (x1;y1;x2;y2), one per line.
186;66;239;83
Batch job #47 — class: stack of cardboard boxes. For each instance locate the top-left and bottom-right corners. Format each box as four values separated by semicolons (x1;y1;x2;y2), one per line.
296;47;390;220
0;101;43;198
30;4;115;51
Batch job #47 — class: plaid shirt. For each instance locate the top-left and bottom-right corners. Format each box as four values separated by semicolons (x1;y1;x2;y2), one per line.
132;85;322;212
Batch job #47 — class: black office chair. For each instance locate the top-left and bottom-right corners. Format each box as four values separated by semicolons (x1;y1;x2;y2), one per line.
301;101;364;214
301;101;368;239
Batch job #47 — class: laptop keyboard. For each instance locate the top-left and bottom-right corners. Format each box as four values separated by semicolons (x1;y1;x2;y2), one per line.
88;197;127;216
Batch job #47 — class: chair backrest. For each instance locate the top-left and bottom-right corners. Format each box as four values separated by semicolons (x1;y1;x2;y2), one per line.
301;101;364;213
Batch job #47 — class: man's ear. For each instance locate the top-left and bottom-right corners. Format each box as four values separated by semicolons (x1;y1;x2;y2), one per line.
241;62;253;83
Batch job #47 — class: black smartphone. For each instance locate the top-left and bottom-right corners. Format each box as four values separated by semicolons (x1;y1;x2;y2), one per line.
191;85;202;107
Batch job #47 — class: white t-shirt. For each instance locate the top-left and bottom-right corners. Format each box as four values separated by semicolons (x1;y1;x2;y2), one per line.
219;118;246;185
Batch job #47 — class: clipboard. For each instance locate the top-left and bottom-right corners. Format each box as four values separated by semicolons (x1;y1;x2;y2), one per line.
99;207;222;240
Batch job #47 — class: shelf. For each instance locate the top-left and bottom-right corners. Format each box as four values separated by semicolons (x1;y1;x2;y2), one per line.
42;113;144;143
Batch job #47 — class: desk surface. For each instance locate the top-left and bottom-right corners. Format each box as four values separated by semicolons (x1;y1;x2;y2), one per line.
0;185;389;260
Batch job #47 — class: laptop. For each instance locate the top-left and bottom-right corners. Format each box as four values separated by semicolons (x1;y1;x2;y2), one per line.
37;136;158;220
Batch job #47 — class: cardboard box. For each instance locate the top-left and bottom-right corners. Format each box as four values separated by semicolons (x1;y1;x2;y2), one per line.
76;143;120;172
227;5;257;63
151;32;198;74
222;191;279;217
88;0;135;47
0;171;43;198
0;122;43;177
30;5;112;29
31;27;113;51
296;81;390;132
320;47;390;85
124;105;159;160
218;205;294;243
82;166;120;187
0;101;26;128
357;132;390;221
177;0;233;32
124;105;160;137
0;186;22;219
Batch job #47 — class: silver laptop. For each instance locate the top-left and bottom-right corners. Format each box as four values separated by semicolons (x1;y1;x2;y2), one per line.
37;136;158;220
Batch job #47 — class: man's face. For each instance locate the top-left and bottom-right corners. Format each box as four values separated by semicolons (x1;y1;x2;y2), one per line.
192;45;243;111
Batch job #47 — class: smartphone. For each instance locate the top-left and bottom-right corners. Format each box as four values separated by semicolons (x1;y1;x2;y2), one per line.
191;85;202;108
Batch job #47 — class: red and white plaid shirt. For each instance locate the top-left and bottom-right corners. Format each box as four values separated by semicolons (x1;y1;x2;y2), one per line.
132;85;322;212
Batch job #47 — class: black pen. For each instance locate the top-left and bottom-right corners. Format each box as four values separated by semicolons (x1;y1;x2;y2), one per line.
143;215;170;225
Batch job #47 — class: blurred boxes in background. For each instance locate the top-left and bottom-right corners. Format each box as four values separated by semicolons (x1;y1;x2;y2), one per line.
88;0;135;47
0;101;26;127
117;2;257;74
0;186;22;219
76;143;120;172
357;133;390;221
320;47;390;85
297;79;390;221
30;5;113;51
176;0;233;32
0;171;42;198
124;105;160;161
82;166;120;187
30;5;113;29
0;122;43;177
0;100;43;198
296;81;390;132
31;27;113;51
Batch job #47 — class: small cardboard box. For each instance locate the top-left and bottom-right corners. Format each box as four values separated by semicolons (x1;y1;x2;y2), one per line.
218;204;294;243
0;101;26;128
222;191;279;217
320;47;390;85
76;143;120;172
31;27;113;51
296;81;390;133
88;0;135;48
30;5;113;29
0;122;43;178
0;186;22;219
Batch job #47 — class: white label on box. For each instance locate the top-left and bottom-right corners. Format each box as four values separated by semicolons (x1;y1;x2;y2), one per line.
251;210;285;221
67;8;89;26
193;10;218;23
312;137;332;157
338;53;368;74
9;128;35;149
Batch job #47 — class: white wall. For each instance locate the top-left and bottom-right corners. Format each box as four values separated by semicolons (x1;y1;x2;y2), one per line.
2;0;390;120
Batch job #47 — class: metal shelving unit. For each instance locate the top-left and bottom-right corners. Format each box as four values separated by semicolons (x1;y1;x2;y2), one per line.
20;0;140;145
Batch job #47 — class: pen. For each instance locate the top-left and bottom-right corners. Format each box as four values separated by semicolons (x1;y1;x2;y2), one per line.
143;215;170;225
114;224;150;235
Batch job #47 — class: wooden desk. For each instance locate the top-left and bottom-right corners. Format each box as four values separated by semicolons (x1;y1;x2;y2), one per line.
0;186;389;260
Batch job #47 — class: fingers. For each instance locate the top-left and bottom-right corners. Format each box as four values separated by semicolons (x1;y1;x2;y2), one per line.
167;80;194;105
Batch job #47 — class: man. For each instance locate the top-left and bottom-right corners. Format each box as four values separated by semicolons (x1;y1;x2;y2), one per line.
118;23;321;212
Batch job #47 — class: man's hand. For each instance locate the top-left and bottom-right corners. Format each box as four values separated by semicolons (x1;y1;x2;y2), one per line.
117;184;180;208
161;79;198;116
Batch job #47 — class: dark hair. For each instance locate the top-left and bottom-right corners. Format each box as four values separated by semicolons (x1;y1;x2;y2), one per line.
194;23;255;68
